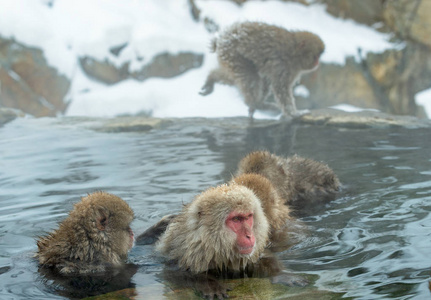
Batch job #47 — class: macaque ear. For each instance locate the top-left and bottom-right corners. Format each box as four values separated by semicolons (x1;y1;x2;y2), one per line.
96;208;109;231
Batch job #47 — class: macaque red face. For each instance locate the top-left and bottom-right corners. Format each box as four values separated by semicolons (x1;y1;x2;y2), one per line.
226;211;255;255
128;227;135;250
306;51;323;72
313;54;321;68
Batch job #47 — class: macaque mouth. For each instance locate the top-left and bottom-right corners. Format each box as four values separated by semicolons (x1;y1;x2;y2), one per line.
238;245;254;255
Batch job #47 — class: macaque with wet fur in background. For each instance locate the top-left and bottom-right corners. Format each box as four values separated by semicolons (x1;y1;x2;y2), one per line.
200;21;325;120
36;191;135;275
236;151;340;216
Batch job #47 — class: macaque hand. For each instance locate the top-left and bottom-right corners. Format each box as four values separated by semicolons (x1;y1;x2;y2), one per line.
199;83;213;96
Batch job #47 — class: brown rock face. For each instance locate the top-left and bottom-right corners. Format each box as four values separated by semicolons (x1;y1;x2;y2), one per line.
0;37;70;117
383;0;431;48
318;0;385;26
79;57;130;85
299;58;380;111
299;44;431;118
79;52;204;85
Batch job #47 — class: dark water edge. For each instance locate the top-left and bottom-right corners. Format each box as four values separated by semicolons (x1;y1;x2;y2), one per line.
0;116;430;299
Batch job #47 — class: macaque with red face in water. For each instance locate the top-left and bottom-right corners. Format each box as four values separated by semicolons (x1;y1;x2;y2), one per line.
36;191;135;275
145;174;306;299
137;151;340;298
200;21;325;119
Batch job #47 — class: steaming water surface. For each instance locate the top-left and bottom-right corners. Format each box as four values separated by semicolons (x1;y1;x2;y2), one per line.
0;117;430;299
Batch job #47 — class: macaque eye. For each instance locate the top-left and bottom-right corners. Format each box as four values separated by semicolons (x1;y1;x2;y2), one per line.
232;216;241;222
100;217;107;226
248;214;253;219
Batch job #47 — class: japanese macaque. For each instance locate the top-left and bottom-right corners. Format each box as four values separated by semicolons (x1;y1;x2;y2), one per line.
147;174;306;298
236;151;340;215
36;191;135;275
200;21;325;119
156;182;270;274
137;174;295;249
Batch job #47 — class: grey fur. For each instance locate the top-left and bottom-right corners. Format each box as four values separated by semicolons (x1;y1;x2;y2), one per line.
200;21;325;119
237;151;340;215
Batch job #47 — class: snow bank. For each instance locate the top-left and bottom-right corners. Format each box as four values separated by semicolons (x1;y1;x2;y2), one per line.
0;0;403;118
416;89;431;117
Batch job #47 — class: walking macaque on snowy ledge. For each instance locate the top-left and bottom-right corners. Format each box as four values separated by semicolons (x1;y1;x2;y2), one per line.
36;191;135;275
200;21;325;120
137;151;340;298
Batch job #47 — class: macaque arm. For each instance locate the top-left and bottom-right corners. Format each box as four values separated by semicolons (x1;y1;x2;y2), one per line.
136;214;177;245
200;68;235;96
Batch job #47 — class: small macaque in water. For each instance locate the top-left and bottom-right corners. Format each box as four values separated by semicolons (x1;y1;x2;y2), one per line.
236;151;340;215
147;174;306;299
36;191;135;275
200;21;325;120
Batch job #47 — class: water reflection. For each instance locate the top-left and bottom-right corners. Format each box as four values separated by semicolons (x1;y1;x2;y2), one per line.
37;264;138;299
0;117;430;299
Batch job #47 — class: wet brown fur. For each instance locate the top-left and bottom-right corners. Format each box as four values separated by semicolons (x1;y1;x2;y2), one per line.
200;21;325;118
237;151;340;214
36;191;134;274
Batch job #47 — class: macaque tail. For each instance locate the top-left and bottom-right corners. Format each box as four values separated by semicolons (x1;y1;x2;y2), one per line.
136;214;177;245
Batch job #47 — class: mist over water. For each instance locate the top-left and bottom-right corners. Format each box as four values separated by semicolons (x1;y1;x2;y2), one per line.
1;117;430;299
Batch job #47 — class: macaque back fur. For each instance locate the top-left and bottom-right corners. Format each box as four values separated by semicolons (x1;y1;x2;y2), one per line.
237;151;340;212
36;191;134;275
156;183;270;274
200;21;325;118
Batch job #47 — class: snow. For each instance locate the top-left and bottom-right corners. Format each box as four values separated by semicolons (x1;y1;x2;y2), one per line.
330;104;379;113
415;89;431;117
2;0;428;119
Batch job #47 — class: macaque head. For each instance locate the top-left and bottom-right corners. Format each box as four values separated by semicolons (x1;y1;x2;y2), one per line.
36;191;135;274
296;31;325;71
191;184;269;259
72;192;135;258
158;183;270;273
